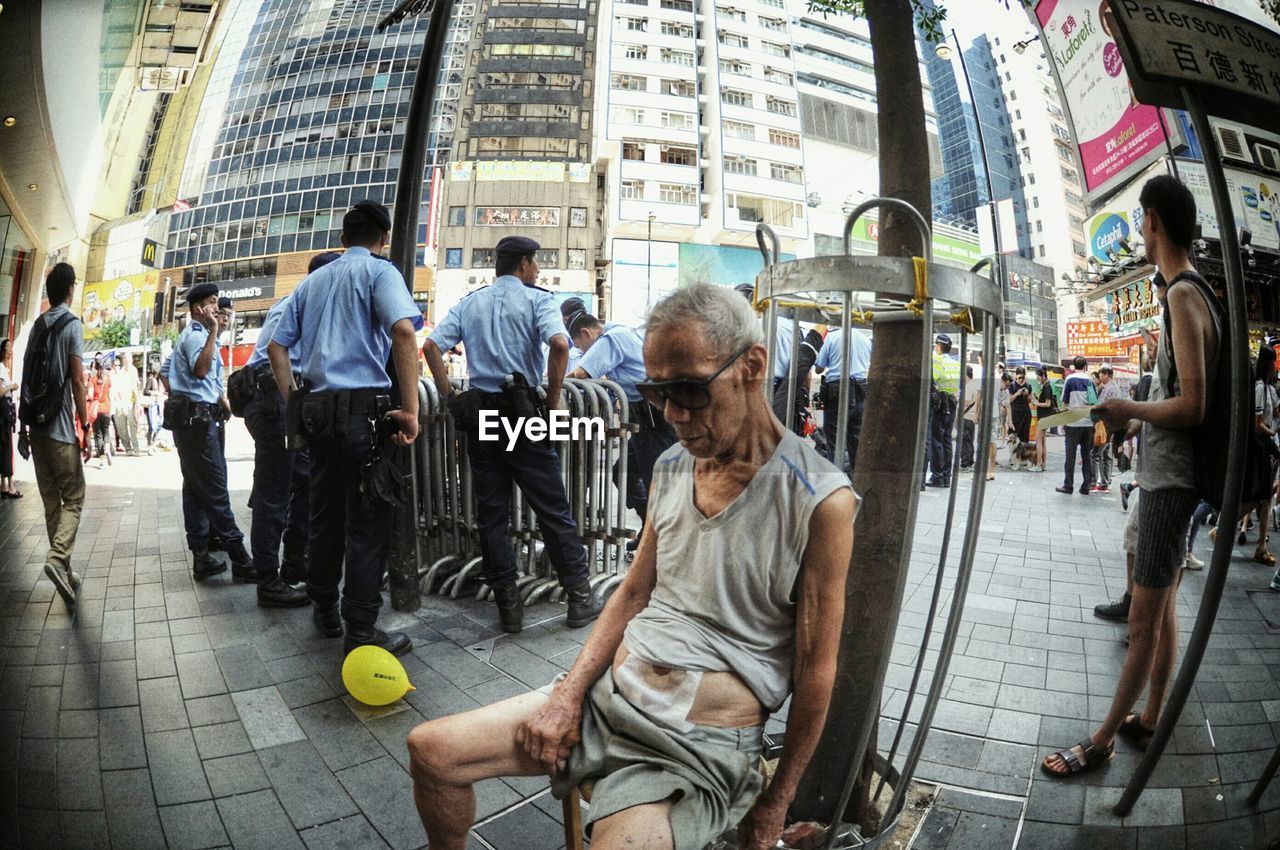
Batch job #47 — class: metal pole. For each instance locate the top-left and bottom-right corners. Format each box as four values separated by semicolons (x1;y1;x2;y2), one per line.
646;215;653;312
384;0;456;611
1113;87;1249;817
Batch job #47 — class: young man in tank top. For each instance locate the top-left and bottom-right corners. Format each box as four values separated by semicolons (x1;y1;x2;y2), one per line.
407;284;858;850
1044;175;1218;778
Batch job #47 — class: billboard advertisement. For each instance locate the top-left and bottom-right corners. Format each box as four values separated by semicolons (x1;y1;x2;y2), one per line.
1066;318;1118;356
676;243;796;289
847;216;982;270
1033;0;1172;203
82;271;159;339
1178;159;1280;249
1105;275;1160;335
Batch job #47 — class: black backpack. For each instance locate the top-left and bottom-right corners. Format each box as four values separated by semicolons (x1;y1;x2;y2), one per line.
1163;270;1250;509
18;311;78;428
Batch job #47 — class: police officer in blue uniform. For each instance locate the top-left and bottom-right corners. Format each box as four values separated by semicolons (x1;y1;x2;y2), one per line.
733;284;822;438
268;202;420;656
169;282;253;580
567;311;676;554
421;235;603;634
240;253;339;608
814;325;873;471
559;296;586;375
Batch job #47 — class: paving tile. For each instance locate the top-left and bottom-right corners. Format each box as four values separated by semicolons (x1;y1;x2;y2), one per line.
139;676;190;733
60;808;111;849
185;694;238;727
258;739;359;828
293;699;386;771
102;768;166;849
56;737;103;810
299;815;391;850
335;756;426;850
203;752;272;798
98;658;139;707
135;636;177;679
215;790;306;850
99;705;148;770
176;650;227;700
18;807;63;849
158;800;229;850
145;728;212;806
58;708;99;738
475;798;568;850
277;673;337;709
215;644;274;692
22;686;61;737
231;685;306;749
192;720;253;760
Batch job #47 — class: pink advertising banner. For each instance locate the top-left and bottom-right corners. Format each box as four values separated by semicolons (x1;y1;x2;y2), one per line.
1035;0;1172;202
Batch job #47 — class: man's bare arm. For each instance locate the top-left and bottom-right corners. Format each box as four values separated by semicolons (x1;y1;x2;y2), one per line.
568;365;589;380
268;342;295;400
516;519;658;772
546;335;568;410
70;356;88;429
422;339;453;398
739;487;856;850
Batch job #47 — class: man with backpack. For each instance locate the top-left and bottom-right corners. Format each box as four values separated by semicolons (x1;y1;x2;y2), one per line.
1043;175;1220;779
19;263;89;608
1056;356;1098;495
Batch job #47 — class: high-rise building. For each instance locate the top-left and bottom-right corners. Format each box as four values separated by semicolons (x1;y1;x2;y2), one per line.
161;0;454;341
922;30;1032;259
431;0;603;317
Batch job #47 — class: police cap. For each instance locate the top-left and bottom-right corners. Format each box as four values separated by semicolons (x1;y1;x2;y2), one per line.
308;251;342;273
495;235;540;256
733;283;755;301
218;296;233;311
560;296;586;318
351;200;392;232
935;333;953;345
187;282;219;305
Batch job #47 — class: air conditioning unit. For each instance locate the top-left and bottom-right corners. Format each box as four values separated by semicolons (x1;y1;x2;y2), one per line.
660;144;671;151
1215;125;1250;162
1255;143;1280;173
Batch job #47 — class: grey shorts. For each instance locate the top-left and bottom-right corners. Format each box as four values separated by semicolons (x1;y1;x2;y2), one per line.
549;672;765;850
1123;490;1140;554
1134;488;1200;588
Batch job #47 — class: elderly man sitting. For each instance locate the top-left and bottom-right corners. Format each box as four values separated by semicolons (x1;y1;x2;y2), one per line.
407;284;858;850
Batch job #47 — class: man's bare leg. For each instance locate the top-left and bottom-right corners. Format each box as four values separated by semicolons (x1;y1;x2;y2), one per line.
1046;583;1177;772
592;801;675;850
1140;574;1182;728
1126;551;1134;597
407;691;551;850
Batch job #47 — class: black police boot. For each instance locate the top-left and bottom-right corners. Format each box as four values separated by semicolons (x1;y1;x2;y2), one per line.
565;580;604;628
493;583;524;634
192;550;227;581
227;542;257;584
343;623;411;657
313;605;343;637
279;552;308;585
257;577;309;608
206;535;226;554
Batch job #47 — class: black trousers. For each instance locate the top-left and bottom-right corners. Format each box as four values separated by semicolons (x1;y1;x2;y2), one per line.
307;413;391;628
1063;426;1095;492
960;419;976;468
467;431;589;590
771;378;810;437
614;418;678;525
927;394;958;483
821;379;866;471
173;416;244;552
245;388;310;580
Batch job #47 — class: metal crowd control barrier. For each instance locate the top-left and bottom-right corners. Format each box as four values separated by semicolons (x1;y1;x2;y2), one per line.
412;376;636;605
752;201;1001;848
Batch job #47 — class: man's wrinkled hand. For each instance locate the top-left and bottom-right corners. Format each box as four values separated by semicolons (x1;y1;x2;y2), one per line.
388;410;419;445
1096;397;1130;429
515;697;581;775
737;794;788;850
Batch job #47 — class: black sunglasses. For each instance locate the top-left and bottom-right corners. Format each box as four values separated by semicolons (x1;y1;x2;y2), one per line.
636;345;751;411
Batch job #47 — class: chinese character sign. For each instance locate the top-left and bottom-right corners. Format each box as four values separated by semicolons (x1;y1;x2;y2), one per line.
1067;318;1118;356
1035;0;1171;200
1105;276;1160;334
473;207;561;227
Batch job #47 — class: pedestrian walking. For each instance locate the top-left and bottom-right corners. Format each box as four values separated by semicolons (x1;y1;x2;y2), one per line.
86;362;112;466
142;362;165;450
568;312;677;554
1056;356;1097;495
959;366;978;469
1008;366;1034;470
1092;365;1122;492
169;282;253;582
1044;175;1218;778
1242;344;1279;566
1033;367;1055;472
926;333;960;487
268;201;421;656
18;263;89;607
421;234;603;635
813;325;872;471
110;354;141;455
0;338;20;498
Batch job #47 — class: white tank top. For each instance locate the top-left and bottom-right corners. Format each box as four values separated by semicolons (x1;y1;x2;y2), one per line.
622;429;856;711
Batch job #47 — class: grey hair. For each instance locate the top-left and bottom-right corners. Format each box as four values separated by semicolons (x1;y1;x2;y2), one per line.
645;283;764;357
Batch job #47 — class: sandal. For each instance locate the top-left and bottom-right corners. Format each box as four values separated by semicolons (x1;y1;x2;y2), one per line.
1255;548;1276;567
1117;713;1154;751
1041;738;1114;777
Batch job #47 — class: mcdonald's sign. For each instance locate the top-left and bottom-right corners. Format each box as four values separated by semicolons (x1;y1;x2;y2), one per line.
140;239;159;268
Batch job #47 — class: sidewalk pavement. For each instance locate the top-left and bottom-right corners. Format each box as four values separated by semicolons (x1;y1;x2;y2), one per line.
2;424;1280;849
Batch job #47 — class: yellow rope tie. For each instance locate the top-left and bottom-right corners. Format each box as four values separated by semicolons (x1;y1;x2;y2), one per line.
906;257;928;317
951;307;977;334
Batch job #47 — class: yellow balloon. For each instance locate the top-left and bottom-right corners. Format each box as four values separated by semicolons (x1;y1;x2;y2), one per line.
342;645;416;706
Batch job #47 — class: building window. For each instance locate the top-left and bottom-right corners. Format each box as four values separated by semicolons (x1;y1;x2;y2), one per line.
621;16;647;30
724;119;755;139
766;97;796;117
622;142;645;160
1036;220;1043;233
767;128;800;148
758;16;785;30
570;208;588;227
770;162;802;183
447;206;466;227
445;248;462;268
612;74;647;91
664;79;695;97
1029;174;1036;185
1038;245;1046;257
660;146;696;165
659;183;697;204
621;179;645;199
660;20;692;36
722;88;752;107
535;249;559;267
567;249;587;269
763;67;792;86
720;58;751;76
717;5;747;21
759;0;784;7
613;106;647;125
760;40;789;57
723;156;757;175
660;0;693;11
719;32;749;48
660;111;694;130
660;48;695;66
624;44;648;60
